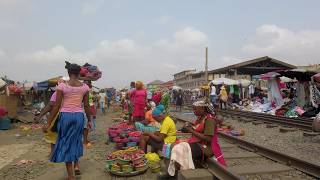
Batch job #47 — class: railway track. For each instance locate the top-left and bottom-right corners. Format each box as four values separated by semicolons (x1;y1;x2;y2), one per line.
173;115;320;180
217;109;313;131
176;105;314;131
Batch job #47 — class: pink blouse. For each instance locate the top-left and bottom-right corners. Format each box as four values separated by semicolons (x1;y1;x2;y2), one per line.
57;83;89;113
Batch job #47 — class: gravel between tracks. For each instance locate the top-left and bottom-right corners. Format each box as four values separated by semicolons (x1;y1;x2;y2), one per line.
172;111;320;166
223;116;320;166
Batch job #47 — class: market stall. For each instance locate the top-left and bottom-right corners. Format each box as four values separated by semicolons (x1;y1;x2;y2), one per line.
230;69;320;119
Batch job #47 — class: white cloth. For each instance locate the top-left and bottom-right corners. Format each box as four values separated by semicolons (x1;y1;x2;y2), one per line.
149;101;156;110
99;93;106;103
267;79;284;107
210;86;216;96
168;142;195;176
248;84;255;95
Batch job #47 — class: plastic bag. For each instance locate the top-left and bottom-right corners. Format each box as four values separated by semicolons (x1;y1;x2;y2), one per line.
145;152;160;162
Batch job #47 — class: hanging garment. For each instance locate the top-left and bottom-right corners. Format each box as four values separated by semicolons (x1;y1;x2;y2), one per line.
267;78;284;107
304;82;311;106
248;84;255;95
168;142;195;176
229;85;235;94
310;83;320;108
296;82;306;107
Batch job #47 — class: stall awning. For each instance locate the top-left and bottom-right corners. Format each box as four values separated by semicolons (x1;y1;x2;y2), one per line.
36;76;62;90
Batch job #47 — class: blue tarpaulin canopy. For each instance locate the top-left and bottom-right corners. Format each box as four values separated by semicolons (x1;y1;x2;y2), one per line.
36;76;62;90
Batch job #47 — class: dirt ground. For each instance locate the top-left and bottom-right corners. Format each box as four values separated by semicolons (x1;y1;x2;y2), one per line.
0;110;158;180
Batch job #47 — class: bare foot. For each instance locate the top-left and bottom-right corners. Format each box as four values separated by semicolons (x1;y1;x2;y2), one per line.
84;142;92;149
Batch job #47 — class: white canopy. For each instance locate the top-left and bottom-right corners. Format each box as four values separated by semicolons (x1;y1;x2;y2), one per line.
238;79;251;86
209;78;239;85
280;76;296;83
191;88;200;92
172;86;182;90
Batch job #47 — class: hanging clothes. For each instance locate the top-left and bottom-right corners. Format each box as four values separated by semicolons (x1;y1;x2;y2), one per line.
296;82;306;107
267;78;284;107
248;84;255;95
304;82;311;106
229;85;235;94
310;82;320;108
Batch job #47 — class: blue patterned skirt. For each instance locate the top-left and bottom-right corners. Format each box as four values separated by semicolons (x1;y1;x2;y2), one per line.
50;112;84;163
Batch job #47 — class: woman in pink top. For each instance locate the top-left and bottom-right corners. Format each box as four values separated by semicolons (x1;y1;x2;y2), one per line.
46;62;91;180
131;81;147;122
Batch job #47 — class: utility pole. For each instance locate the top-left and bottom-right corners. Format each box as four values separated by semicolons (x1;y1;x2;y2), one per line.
205;47;209;102
205;47;208;84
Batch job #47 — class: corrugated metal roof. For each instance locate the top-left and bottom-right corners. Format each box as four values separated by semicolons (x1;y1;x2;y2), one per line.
209;56;296;74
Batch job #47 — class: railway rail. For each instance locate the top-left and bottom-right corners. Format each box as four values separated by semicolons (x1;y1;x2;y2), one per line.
173;115;320;180
216;109;313;131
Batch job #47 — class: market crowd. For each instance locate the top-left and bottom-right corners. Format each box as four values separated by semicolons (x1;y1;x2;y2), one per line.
34;62;227;180
31;61;320;180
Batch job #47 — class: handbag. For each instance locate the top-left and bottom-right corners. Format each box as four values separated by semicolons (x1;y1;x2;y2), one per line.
50;112;60;132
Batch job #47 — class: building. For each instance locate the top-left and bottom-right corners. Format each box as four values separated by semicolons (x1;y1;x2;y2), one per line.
147;80;164;92
208;56;296;80
173;70;207;90
297;64;320;72
174;56;297;90
159;80;174;90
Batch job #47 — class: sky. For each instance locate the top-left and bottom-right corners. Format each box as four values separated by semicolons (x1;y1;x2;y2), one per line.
0;0;319;88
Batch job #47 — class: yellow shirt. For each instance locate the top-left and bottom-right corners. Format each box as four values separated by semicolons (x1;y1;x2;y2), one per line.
160;116;177;144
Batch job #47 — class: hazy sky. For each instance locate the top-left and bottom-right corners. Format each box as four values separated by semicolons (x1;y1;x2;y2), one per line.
0;0;319;88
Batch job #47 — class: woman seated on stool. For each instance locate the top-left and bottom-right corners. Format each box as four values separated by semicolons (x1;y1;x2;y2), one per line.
139;105;176;153
135;101;160;132
181;100;226;166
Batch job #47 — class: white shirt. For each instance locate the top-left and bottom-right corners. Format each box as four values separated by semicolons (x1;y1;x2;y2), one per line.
210;86;216;96
99;93;106;103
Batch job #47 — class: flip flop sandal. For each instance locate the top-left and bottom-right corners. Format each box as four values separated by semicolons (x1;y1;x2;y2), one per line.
74;169;81;176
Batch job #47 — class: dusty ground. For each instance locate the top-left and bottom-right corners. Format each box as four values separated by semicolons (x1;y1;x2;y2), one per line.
0;110;157;180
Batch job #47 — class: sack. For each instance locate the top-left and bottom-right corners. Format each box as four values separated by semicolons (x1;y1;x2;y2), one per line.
220;96;228;102
312;112;320;132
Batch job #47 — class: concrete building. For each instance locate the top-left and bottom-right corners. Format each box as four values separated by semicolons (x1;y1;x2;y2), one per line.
147;80;164;92
173;70;208;90
159;80;174;90
173;70;195;89
298;64;320;72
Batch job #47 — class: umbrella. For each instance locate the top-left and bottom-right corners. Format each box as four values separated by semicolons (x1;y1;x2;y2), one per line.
260;72;280;80
172;86;182;90
312;73;320;83
191;88;200;92
238;79;251;86
279;76;296;83
209;78;238;85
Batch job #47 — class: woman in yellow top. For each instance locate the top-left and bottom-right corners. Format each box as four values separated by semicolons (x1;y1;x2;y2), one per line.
139;105;176;153
218;85;228;109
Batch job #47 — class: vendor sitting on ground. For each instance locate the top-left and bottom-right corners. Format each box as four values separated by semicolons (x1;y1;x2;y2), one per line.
135;101;160;132
182;100;226;166
139;105;176;153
